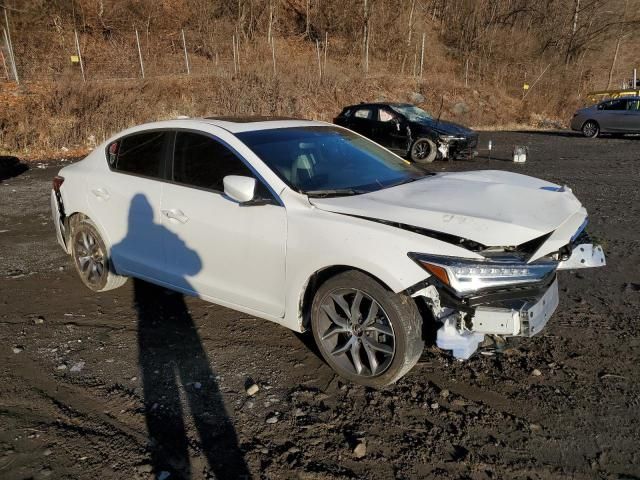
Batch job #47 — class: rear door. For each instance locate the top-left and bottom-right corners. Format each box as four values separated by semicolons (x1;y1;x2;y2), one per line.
88;130;170;279
624;99;640;132
161;130;287;316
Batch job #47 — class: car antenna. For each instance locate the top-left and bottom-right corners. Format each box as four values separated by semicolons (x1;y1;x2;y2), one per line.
435;95;445;127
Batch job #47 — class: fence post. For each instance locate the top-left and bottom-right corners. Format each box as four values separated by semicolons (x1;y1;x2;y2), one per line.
323;32;328;75
3;9;18;83
181;29;190;75
464;58;469;88
316;39;322;82
271;37;276;76
135;29;145;78
232;35;237;75
74;29;86;82
419;32;425;77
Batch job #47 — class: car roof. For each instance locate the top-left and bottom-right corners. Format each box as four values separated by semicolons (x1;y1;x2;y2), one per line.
344;102;414;109
112;117;330;137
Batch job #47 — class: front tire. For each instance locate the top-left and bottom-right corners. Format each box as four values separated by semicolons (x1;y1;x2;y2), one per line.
582;120;600;138
70;218;128;292
409;137;437;164
311;271;424;387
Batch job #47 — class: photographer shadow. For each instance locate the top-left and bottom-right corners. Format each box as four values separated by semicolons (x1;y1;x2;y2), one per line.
112;194;251;479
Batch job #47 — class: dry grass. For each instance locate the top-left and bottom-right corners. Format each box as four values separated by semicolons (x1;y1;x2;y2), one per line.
0;38;583;161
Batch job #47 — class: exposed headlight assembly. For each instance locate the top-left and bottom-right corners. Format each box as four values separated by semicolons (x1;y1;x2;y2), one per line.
409;253;557;294
439;134;466;142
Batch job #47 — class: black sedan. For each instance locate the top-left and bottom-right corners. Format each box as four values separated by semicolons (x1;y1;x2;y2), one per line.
333;102;478;163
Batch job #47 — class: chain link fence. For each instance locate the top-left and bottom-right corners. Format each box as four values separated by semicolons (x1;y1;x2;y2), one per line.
2;27;247;83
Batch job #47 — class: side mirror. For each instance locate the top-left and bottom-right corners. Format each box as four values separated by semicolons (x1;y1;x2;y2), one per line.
223;175;256;203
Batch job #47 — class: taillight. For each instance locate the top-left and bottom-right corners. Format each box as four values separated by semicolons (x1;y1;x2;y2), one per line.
53;175;65;192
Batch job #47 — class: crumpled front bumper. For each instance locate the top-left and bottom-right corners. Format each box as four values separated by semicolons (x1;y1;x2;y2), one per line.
433;242;605;359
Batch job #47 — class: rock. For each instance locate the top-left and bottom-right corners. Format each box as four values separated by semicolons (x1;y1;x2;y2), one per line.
452;102;470;115
39;468;53;478
34;316;45;324
440;389;450;399
56;364;67;370
294;407;306;417
353;440;367;459
287;446;300;454
266;414;279;424
12;346;23;354
532;369;542;377
246;383;259;396
137;464;153;473
430;402;440;410
70;361;85;373
408;92;425;104
529;423;542;432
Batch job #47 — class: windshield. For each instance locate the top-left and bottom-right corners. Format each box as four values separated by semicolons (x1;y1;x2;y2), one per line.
237;126;428;196
390;105;433;122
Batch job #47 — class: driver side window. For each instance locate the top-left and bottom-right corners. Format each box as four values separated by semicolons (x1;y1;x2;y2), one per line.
378;109;396;122
172;132;272;200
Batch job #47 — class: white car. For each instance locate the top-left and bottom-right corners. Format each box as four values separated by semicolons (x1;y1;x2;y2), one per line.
51;118;605;386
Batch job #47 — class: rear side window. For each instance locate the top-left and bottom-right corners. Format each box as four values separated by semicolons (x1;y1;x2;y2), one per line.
339;107;353;118
109;131;169;178
173;132;254;192
354;108;372;119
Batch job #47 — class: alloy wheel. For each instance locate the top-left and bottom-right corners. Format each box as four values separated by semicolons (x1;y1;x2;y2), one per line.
316;288;396;377
413;140;431;160
582;121;598;138
74;230;106;287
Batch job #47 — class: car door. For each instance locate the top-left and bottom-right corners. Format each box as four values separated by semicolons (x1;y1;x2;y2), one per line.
624;99;640;132
346;106;375;138
88;130;170;279
161;130;287;317
372;107;409;152
597;99;629;132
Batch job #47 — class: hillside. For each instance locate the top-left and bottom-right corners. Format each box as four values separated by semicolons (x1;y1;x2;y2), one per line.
1;0;638;159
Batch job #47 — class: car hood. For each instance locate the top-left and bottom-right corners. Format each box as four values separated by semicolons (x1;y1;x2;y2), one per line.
309;170;585;254
414;118;475;136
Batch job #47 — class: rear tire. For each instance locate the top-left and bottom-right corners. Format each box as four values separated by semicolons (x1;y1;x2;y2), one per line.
582;120;599;138
310;271;424;387
70;218;128;292
410;138;438;164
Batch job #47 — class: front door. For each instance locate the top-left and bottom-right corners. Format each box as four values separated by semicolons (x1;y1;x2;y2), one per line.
161;130;287;317
372;107;409;152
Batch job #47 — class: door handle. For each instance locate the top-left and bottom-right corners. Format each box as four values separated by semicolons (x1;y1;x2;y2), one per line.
91;188;110;200
162;209;189;224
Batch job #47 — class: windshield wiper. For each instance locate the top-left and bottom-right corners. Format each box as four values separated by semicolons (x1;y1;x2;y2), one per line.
305;188;368;198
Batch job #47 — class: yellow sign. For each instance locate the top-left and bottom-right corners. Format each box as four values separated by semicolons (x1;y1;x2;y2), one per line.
523;83;530;90
70;55;80;64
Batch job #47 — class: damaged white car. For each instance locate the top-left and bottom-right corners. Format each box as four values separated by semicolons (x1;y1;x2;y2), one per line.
51;119;605;387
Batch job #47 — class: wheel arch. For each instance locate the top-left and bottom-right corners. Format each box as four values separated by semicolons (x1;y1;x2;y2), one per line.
298;264;397;331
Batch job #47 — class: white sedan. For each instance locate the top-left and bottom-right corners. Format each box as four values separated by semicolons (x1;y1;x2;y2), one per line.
51;118;605;386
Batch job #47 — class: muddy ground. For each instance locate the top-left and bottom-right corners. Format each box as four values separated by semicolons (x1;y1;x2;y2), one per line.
1;131;639;480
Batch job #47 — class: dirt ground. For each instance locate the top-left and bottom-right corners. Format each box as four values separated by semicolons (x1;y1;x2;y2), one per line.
1;131;639;480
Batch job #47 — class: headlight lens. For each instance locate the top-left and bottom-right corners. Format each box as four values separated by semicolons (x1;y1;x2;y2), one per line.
409;253;557;294
439;134;465;142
